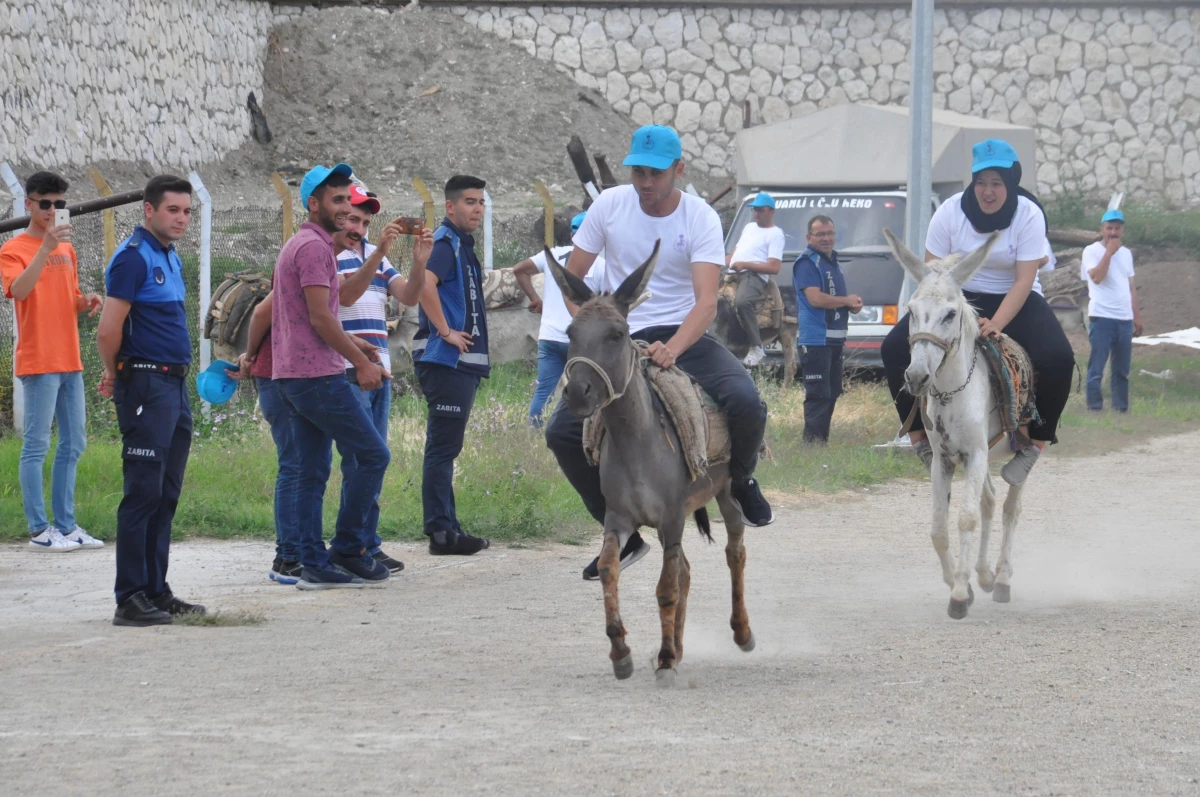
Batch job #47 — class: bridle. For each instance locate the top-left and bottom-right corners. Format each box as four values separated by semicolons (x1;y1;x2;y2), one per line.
908;311;978;402
564;341;642;411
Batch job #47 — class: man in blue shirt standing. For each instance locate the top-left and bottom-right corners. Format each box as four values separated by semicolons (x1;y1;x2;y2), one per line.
96;175;206;626
412;175;491;556
793;215;862;444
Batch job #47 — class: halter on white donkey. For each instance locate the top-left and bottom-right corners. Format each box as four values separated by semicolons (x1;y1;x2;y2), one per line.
883;228;1028;620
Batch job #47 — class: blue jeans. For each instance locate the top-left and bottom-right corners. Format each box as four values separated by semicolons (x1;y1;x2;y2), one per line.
18;371;87;534
1087;316;1134;412
277;375;391;570
339;377;391;555
256;377;300;561
529;339;569;427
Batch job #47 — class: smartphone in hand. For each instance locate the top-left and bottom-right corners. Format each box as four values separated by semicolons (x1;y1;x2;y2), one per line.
392;216;425;235
54;208;70;228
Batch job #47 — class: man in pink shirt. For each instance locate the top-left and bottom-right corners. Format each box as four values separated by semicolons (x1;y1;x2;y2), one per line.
270;163;393;590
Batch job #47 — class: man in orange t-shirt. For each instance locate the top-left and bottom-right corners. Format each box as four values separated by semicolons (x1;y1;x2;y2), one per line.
0;171;103;552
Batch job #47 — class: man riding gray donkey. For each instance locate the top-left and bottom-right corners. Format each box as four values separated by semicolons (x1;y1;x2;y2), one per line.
544;125;769;681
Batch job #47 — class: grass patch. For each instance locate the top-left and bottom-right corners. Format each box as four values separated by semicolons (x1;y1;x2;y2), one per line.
173;610;266;627
3;354;1198;545
1045;191;1200;255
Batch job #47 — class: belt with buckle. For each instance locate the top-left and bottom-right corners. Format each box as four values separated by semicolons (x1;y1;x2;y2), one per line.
118;359;190;378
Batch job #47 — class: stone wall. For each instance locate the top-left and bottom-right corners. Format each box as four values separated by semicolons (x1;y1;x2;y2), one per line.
1;0;272;168
447;4;1200;204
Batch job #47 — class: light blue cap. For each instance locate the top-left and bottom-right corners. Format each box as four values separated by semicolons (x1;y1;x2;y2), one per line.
300;163;353;209
1102;209;1125;223
570;212;587;233
971;139;1019;173
196;360;239;405
750;192;775;209
623;125;682;170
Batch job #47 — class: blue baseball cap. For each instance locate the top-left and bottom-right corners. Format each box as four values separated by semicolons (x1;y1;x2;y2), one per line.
623;125;682;170
299;163;353;209
196;360;239;405
570;212;587;233
1102;209;1125;223
971;139;1020;173
750;193;776;209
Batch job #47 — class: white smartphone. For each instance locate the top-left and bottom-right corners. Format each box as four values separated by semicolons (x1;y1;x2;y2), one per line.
54;208;70;228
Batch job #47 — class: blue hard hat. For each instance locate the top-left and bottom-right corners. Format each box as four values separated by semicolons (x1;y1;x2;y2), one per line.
570;212;587;233
300;163;353;209
623;125;682;170
750;192;776;209
1102;209;1125;223
196;360;239;405
971;139;1020;173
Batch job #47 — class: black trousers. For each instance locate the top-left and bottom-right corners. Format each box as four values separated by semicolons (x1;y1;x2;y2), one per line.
416;362;481;535
801;345;844;443
882;290;1075;441
113;371;192;605
545;327;767;524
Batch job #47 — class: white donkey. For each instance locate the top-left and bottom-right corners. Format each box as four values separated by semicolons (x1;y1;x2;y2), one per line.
883;228;1026;620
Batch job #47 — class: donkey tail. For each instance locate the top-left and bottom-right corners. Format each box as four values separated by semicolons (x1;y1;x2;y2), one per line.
693;508;715;543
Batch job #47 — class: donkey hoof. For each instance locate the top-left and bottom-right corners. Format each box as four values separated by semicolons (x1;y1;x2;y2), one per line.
613;654;634;680
947;598;970;620
738;632;756;652
977;578;994;594
655;668;677;689
967;583;975;606
993;583;1011;603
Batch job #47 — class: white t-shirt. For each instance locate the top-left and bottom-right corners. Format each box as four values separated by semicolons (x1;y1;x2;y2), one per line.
336;242;400;371
728;222;785;283
1032;239;1056;297
572;184;726;333
1080;242;1135;320
530;245;606;343
926;193;1047;295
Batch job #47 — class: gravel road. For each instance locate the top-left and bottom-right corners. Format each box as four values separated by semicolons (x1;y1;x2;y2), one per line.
2;432;1198;796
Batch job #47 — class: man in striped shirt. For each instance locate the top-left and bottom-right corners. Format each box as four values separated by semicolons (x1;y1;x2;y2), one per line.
332;185;432;570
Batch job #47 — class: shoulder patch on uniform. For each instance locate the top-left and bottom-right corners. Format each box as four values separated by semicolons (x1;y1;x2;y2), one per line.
125;228;145;249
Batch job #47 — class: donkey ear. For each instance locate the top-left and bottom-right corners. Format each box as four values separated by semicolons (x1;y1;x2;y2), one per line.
612;239;660;315
545;247;594;307
883;227;930;283
948;231;1001;288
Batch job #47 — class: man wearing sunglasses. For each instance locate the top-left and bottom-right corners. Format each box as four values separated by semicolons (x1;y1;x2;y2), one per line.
0;171;103;553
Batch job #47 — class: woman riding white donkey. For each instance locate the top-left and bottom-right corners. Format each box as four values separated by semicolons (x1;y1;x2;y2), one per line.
881;139;1075;617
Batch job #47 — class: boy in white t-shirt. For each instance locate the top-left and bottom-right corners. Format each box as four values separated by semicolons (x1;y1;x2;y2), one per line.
513;211;606;426
726;192;785;366
1080;209;1142;412
546;125;774;582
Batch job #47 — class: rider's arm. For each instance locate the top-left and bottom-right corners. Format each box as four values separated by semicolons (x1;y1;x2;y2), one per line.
734;257;782;275
512;258;542;303
664;262;720;358
989;260;1039;332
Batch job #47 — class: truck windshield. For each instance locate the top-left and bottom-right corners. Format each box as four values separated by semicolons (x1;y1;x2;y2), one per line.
726;194;908;255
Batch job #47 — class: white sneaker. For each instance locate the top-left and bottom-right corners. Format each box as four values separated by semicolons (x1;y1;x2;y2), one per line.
63;526;105;549
743;346;766;367
29;528;83;553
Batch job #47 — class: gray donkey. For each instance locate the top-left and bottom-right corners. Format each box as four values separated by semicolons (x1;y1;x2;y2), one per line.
545;243;755;687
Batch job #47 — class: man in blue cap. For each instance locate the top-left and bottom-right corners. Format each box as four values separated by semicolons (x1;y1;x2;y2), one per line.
513;210;607;426
96;175;206;625
1081;209;1142;412
726;192;785;366
270;163;393;589
546;125;774;581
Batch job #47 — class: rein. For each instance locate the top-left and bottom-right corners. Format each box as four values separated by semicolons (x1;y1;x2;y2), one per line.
899;315;981;437
564;341;642;411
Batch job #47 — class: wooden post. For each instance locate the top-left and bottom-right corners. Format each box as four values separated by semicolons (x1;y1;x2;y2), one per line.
270;172;294;245
534;179;555;249
87;166;117;264
412;177;436;229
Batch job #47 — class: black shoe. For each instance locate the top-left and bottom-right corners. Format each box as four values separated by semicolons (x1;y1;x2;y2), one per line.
582;531;651;581
731;477;774;527
296;564;364;590
428;529;490;556
113;591;173;627
269;557;301;585
329;550;390;583
152;590;207;617
373;551;405;573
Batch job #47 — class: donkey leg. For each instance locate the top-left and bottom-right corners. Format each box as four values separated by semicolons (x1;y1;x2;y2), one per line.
599;519;634;679
993;482;1024;604
976;474;997;593
674;550;692;666
655;533;684;685
930;455;957;590
948;453;987;619
716;488;755;652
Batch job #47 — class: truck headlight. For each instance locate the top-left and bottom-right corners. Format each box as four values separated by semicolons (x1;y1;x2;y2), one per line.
850;305;883;324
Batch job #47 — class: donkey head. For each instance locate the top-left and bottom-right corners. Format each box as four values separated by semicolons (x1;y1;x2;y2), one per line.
882;228;998;396
545;241;660;417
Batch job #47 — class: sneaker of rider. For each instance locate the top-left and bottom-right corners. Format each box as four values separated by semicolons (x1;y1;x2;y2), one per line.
742;346;766;367
152;589;207;617
582;531;651;581
328;549;391;584
912;438;934;472
428;529;490;557
1001;445;1041;486
372;551;405;573
296;564;365;590
113;591;172;627
28;528;82;553
269;557;301;585
731;477;775;527
63;526;105;549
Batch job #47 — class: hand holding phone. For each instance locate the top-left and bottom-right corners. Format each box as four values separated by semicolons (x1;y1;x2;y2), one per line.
54;208;70;228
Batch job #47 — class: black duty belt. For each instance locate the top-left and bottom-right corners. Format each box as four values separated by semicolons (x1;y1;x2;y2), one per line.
118;358;190;379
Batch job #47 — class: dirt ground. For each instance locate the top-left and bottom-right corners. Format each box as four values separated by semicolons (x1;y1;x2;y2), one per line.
2;431;1198;795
